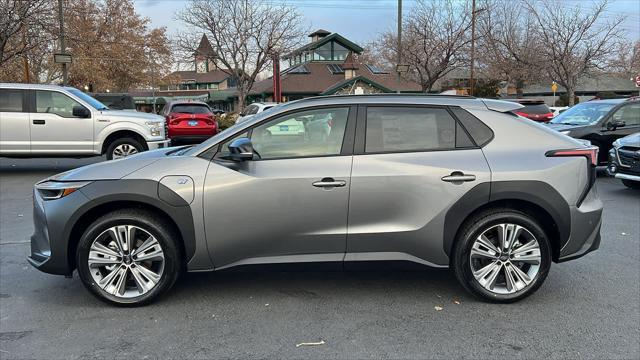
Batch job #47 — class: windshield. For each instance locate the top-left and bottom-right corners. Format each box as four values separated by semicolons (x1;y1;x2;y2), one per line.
67;88;109;110
550;102;616;126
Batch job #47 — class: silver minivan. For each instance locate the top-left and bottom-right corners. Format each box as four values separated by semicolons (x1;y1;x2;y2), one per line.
27;95;603;305
0;83;169;159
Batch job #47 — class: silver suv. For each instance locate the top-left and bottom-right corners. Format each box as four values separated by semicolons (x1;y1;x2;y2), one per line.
27;95;603;305
0;84;169;160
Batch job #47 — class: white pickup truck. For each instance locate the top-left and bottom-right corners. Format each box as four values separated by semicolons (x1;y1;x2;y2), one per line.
0;83;169;160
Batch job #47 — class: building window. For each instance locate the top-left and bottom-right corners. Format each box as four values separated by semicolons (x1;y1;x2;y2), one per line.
315;42;331;60
333;42;348;61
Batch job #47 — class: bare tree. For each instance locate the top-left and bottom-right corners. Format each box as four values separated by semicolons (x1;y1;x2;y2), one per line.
607;40;640;76
0;0;54;79
398;0;472;92
477;0;544;96
177;0;306;110
526;0;625;105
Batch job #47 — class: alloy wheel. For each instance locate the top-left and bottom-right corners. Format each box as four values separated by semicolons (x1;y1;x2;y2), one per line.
88;225;165;298
112;144;138;159
469;223;541;295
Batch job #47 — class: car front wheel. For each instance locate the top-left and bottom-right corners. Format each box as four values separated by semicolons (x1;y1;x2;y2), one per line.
76;209;181;306
453;209;552;303
106;137;144;160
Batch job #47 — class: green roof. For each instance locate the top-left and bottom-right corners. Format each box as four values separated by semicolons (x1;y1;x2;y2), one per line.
321;75;393;95
284;33;364;59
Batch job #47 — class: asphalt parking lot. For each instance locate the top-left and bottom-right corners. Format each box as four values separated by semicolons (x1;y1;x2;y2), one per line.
1;157;639;359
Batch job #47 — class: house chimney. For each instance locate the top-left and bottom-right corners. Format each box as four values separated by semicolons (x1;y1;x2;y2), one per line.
342;52;358;80
308;29;331;43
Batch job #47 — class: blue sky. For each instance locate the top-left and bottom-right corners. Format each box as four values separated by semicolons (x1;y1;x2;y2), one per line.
134;0;639;44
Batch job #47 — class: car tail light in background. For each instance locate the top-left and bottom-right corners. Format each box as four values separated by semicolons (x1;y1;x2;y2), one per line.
514;111;529;118
546;147;599;206
546;147;599;166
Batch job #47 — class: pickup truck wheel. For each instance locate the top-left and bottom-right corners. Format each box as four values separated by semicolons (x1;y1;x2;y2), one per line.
106;138;144;160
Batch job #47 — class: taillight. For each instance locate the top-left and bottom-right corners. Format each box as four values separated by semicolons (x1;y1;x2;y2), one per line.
546;147;599;166
542;112;553;121
514;111;529;118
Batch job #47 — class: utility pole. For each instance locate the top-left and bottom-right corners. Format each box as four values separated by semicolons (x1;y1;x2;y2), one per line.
469;0;476;96
396;0;402;94
58;0;68;85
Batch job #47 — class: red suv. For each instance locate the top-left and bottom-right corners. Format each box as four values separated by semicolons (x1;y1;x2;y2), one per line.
161;101;219;144
507;99;554;122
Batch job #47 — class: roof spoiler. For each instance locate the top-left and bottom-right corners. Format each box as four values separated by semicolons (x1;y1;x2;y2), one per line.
481;99;524;113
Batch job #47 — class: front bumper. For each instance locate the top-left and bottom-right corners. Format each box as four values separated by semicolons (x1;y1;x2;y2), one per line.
28;187;91;275
146;139;170;150
607;147;640;181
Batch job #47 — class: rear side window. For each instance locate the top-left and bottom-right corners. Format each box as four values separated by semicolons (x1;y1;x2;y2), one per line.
0;89;25;112
450;108;494;146
365;107;461;153
171;104;212;114
520;103;550;114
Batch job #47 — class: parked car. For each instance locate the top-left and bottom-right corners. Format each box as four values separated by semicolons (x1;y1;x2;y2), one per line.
0;83;169;160
546;98;640;164
28;94;602;306
236;102;278;124
160;101;219;144
549;106;569;117
506;99;554;122
607;132;640;189
90;93;136;111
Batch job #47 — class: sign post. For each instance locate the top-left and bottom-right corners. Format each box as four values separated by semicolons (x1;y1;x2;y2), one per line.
551;81;558;106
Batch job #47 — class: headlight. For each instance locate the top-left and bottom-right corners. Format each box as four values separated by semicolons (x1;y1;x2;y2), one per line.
35;181;92;200
560;130;571;135
612;139;622;149
145;121;163;137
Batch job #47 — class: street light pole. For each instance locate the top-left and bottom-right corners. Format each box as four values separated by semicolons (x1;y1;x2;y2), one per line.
396;0;402;94
58;0;67;86
469;0;476;96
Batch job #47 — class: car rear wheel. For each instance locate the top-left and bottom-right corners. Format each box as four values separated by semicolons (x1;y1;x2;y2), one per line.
622;179;640;189
453;209;552;303
76;209;181;306
106;137;144;160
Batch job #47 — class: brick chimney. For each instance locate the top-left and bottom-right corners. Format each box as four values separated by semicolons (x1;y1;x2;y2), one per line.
342;52;358;80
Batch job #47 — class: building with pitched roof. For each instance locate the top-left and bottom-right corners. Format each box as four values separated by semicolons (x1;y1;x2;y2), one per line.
249;30;422;102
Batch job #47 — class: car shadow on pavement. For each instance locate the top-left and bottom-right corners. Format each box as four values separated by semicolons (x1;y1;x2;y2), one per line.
165;265;470;305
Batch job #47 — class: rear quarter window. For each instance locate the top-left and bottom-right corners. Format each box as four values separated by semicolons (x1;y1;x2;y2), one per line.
450;107;494;146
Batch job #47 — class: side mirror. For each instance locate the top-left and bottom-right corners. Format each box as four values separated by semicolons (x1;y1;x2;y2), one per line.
72;106;91;118
606;120;625;130
224;137;254;161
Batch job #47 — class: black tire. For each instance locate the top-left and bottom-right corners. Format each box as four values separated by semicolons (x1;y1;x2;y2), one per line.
76;209;181;306
452;208;552;303
622;179;640;190
105;137;144;160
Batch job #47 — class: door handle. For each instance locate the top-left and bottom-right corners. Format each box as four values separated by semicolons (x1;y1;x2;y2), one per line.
32;119;46;125
442;171;476;183
312;177;347;188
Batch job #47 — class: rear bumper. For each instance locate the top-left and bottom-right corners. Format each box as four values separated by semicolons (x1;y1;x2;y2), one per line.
557;185;603;262
170;135;214;144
